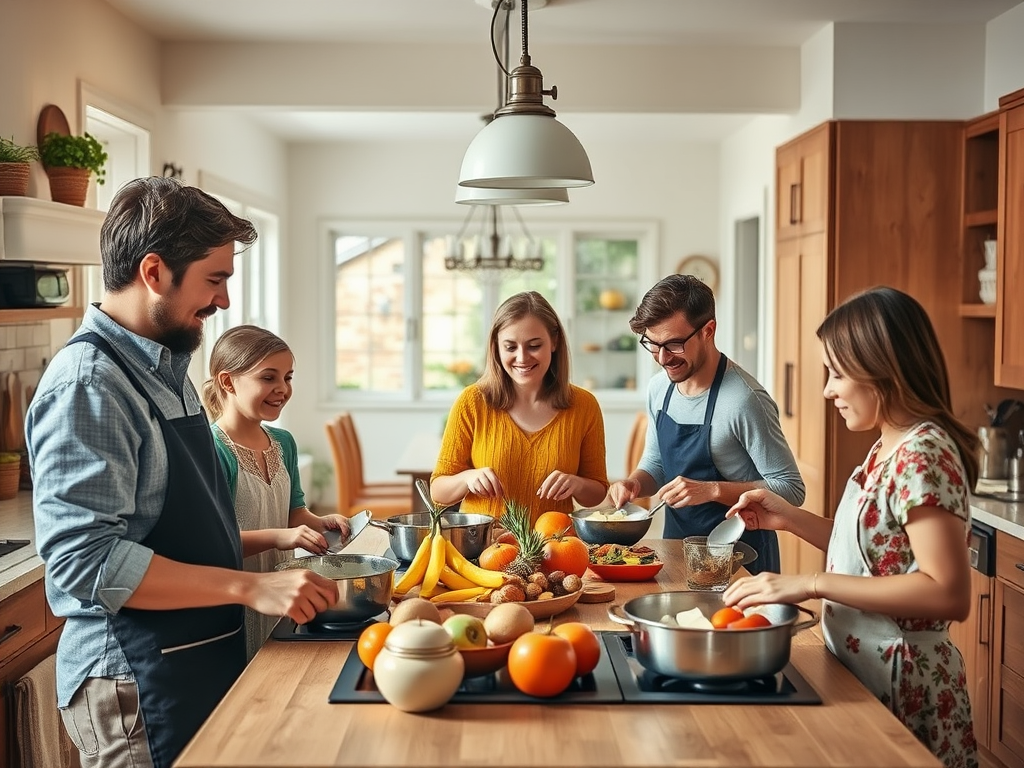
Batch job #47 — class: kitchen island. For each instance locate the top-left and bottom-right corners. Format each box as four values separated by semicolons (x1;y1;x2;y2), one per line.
173;528;942;768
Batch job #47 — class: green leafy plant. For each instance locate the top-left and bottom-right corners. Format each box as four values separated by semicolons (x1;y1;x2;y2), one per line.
0;136;39;163
39;132;108;184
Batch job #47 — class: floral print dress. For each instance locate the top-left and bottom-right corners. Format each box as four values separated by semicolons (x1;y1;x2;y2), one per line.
822;422;977;768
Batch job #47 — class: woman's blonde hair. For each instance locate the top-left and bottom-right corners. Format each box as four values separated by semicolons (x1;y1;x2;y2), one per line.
816;286;979;488
202;325;292;421
478;291;573;410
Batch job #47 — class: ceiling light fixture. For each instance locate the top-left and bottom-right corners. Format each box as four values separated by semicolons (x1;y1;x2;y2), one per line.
458;0;594;190
445;204;544;272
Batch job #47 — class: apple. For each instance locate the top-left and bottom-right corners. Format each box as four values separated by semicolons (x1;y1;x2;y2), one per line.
442;614;488;649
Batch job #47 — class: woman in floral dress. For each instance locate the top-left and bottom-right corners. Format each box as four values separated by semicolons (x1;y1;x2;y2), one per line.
723;287;979;768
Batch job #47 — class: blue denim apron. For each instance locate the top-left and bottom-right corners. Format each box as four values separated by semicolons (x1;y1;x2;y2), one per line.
68;333;246;768
655;354;779;574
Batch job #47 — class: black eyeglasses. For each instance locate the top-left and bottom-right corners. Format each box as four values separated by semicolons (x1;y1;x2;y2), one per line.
639;320;710;356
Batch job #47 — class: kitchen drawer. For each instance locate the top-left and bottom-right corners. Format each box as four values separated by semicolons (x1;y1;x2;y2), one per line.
997;531;1024;592
0;580;47;667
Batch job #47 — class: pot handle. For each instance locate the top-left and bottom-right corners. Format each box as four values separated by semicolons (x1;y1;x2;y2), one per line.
606;604;637;631
790;604;819;634
368;519;394;534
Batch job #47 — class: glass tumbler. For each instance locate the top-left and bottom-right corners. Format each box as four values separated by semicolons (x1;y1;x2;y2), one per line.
683;536;735;592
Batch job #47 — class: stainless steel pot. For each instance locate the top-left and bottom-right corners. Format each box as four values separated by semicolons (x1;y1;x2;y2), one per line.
608;591;817;681
369;512;493;561
274;553;398;626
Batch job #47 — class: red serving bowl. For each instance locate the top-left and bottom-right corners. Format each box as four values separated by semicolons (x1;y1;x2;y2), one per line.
587;561;664;582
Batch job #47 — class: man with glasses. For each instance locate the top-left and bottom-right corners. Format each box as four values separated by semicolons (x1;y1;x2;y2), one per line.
607;274;803;573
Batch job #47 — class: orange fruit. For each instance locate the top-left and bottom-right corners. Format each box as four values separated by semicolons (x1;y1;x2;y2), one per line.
541;535;590;578
710;607;745;629
727;613;772;630
478;542;518;572
356;621;392;669
507;631;577;698
534;511;575;539
552;622;602;676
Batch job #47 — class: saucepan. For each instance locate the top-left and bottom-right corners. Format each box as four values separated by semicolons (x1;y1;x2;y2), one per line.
369;513;493;561
608;591;817;681
274;553;398;627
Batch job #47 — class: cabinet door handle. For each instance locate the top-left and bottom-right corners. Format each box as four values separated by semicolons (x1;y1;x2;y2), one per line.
0;624;23;647
789;184;799;224
784;363;794;417
978;593;990;646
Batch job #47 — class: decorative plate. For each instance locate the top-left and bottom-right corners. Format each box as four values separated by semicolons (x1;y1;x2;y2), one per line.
677;254;719;294
586;561;664;582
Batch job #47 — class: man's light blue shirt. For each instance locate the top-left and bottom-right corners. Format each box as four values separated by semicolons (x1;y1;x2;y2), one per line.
26;304;203;707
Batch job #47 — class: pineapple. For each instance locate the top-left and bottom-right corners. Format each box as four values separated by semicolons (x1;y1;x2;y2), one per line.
501;500;545;579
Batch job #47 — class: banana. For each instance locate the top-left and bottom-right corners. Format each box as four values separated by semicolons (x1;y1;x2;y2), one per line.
428;586;489;603
419;530;448;598
439;565;478;591
394;532;432;595
445;540;505;588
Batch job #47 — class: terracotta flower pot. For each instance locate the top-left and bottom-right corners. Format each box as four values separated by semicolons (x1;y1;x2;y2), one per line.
0;162;31;196
46;166;91;206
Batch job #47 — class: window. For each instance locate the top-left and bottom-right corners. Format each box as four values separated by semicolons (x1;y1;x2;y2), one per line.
325;220;657;403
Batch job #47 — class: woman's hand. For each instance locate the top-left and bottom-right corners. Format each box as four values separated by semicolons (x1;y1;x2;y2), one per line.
275;525;328;554
727;488;793;533
536;470;582;502
316;514;351;540
466;468;504;499
723;571;816;610
607;478;641;508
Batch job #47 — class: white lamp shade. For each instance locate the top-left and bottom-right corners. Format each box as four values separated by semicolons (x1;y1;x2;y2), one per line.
454;185;568;206
459;114;594;189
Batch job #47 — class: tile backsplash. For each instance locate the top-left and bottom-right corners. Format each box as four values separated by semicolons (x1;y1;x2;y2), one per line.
0;321;65;405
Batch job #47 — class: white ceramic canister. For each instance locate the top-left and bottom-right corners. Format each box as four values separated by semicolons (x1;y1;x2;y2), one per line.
373;619;464;712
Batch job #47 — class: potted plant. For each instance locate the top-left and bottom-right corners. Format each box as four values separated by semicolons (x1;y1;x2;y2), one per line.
0;136;39;196
0;452;21;500
39;131;108;206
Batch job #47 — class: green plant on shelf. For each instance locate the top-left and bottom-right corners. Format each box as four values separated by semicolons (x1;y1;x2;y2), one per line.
0;136;39;163
40;132;109;184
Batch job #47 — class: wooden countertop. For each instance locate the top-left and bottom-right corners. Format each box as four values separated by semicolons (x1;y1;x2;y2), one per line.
0;490;44;601
174;528;941;768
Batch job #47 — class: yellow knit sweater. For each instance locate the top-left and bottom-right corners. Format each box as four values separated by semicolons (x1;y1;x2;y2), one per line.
431;384;609;525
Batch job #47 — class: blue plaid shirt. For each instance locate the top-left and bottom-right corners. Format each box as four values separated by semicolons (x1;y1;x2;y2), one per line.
26;305;204;707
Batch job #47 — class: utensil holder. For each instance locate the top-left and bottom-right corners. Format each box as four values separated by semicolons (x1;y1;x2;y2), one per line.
978;426;1009;480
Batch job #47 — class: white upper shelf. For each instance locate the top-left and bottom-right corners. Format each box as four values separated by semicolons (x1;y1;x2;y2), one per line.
0;196;105;266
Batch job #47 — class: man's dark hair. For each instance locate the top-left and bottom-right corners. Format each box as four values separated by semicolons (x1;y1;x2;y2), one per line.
629;274;715;335
100;176;258;292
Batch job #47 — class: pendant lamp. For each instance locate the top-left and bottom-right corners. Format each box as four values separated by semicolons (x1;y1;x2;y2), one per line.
458;0;594;190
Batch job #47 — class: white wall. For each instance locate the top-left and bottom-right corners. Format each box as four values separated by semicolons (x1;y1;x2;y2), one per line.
985;3;1024;109
283;135;722;500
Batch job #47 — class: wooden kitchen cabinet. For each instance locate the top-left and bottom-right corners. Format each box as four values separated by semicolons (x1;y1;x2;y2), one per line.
949;566;993;752
991;531;1024;768
774;121;963;575
0;579;65;768
995;88;1024;389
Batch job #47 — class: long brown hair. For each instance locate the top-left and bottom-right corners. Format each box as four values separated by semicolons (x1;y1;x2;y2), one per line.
202;325;292;420
478;292;572;411
816;286;979;488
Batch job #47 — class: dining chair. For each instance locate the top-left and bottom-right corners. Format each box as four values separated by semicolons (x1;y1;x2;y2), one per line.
337;413;412;497
325;415;412;518
626;411;651;509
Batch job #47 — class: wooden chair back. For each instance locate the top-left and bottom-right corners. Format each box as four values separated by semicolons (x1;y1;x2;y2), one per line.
626;411;651;509
325;414;356;513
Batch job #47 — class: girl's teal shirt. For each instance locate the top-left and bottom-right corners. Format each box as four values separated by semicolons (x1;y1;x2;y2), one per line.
211;425;306;510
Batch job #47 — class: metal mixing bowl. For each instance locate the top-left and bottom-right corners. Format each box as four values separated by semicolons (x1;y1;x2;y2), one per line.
608;591;817;681
274;553;398;626
369;512;493;561
571;502;653;545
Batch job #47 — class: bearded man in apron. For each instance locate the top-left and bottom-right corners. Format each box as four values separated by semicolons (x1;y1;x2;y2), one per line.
607;274;804;574
27;177;338;768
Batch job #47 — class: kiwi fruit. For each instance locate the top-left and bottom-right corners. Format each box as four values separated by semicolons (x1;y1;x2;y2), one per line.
389;597;442;626
484;602;534;644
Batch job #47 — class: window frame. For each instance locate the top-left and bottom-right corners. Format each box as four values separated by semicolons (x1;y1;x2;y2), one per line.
319;218;659;407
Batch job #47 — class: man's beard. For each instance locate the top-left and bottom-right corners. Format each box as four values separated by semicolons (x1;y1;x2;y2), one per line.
151;298;214;354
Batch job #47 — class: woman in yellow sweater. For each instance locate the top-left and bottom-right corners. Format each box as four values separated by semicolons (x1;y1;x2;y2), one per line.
430;292;609;524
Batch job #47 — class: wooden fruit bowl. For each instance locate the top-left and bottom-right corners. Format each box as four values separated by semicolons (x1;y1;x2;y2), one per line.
458;641;514;678
442;589;582;620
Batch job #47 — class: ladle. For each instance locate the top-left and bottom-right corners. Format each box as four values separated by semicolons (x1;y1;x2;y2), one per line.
414;478;436;512
707;513;746;547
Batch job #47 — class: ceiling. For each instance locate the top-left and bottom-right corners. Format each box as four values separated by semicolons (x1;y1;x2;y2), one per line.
100;0;1020;142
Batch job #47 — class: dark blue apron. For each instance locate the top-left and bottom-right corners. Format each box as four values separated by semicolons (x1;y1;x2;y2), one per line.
68;333;246;768
656;354;779;575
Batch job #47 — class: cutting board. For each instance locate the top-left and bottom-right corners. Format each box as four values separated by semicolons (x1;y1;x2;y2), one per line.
3;373;24;452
